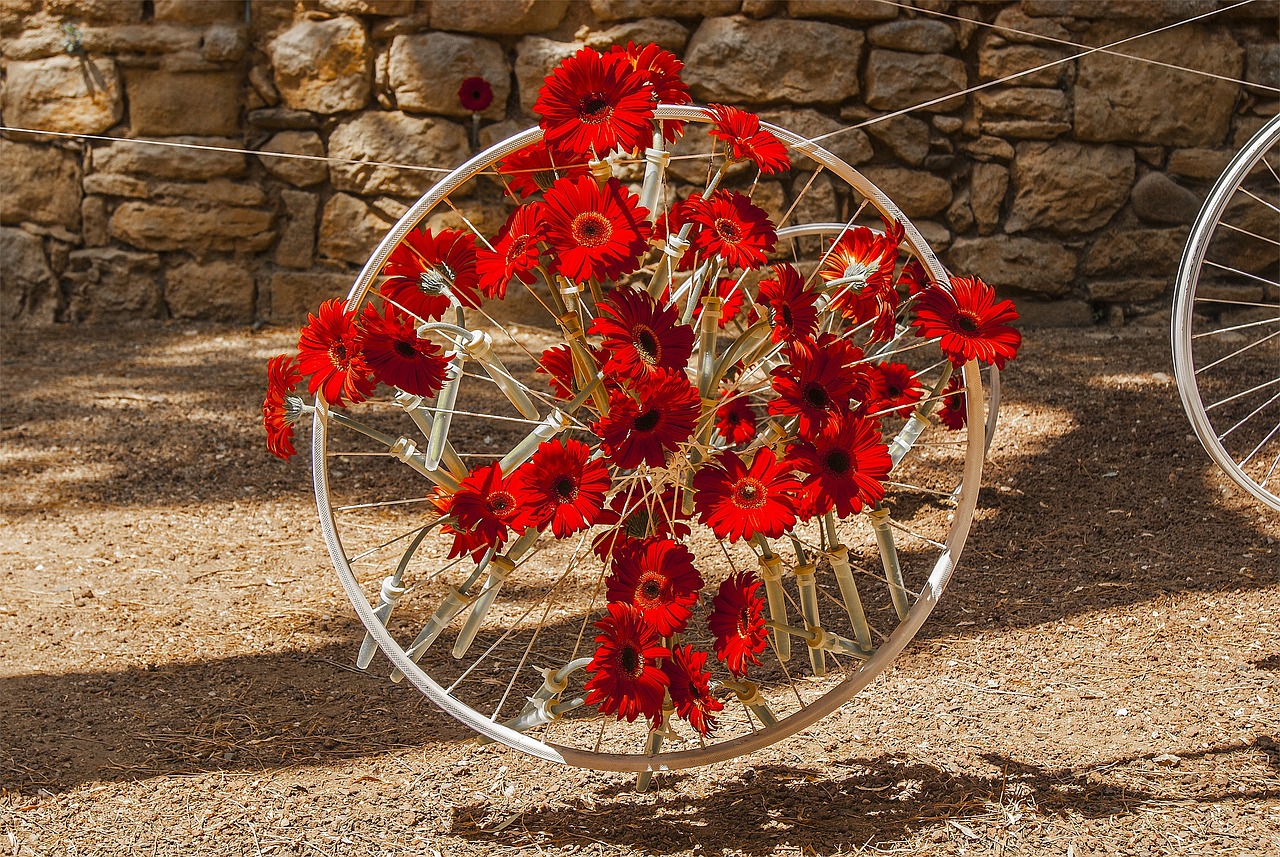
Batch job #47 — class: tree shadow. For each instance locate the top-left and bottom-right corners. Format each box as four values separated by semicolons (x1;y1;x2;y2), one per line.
449;739;1279;854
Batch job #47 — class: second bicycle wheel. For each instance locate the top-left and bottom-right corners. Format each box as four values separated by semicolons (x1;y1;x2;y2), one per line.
307;99;1003;776
1173;113;1280;512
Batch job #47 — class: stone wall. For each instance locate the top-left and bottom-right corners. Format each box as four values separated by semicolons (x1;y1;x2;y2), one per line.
1;0;1275;328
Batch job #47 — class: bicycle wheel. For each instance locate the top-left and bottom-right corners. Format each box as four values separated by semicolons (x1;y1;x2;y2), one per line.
1172;113;1280;512
307;104;995;777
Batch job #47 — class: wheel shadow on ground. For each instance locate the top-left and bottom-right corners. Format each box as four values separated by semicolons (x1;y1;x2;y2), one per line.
451;739;1280;854
0;638;478;795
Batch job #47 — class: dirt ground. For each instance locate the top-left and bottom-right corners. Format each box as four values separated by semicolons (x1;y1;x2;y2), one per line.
1;320;1277;856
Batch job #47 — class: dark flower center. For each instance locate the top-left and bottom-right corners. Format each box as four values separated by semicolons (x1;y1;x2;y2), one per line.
487;491;515;518
732;477;767;510
638;571;665;604
553;475;578;502
633;407;661;433
714;217;743;243
771;303;793;329
394;339;417;359
737;606;754;638
803;382;830;410
618;643;644;677
824;449;851;475
330;343;349;367
506;235;530;262
571;211;613;248
579;95;613;124
632;325;661;365
886;383;903;398
955;312;980;334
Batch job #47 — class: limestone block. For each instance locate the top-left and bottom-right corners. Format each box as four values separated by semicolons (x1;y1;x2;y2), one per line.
946;186;974;234
862;113;930;166
110;201;274;253
429;0;569;34
64;248;163;322
388;33;510;119
1087;279;1170;303
45;0;142;22
976;87;1070;140
79;24;203;54
1074;23;1242;146
0;228;57;324
1246;43;1279;93
91;136;245;179
328;112;469;199
786;0;897;20
202;24;248;63
1011;299;1094;327
124;69;242;136
146;180;267;207
1205;193;1278;275
318;193;393;265
1084;227;1189;277
258;131;328;187
946;236;1076;297
4;55;123;134
970;162;1008;235
270;16;372;115
82;174;150;198
591;0;739;20
320;0;415;14
165;259;254;322
515;37;586;114
990;6;1071;43
788;171;839;225
0;0;40;37
978;41;1070;87
1130;173;1201;225
1006;141;1135;235
82;197;110;246
247;108;317;131
1166;148;1233;182
867;20;956;53
961;136;1015;162
580;19;690;53
154;0;241;24
859;166;952;218
684;17;863;105
275;189;319;269
864;50;966;112
0;140;82;231
760;108;875;168
268;270;356;325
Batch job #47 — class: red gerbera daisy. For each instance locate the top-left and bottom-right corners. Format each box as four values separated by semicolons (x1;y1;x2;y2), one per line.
692;448;799;543
708;570;768;677
594;481;691;558
496;141;590;199
876;362;925;418
768;343;858;439
446;462;525;557
756;263;819;344
787;414;892;519
380;228;481;320
897;258;930;298
458;76;493;112
938;374;967;430
818;227;898;330
476;203;545;300
541;175;652;285
708;103;790;175
714;392;757;445
534;47;655;161
911;276;1022;369
358;303;451;399
685;190;777;271
663;644;723;736
605;536;704;636
263;354;303;461
584;602;671;724
609;42;690;142
589;288;695;384
297;299;375;407
510;438;612;538
593;370;699;469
